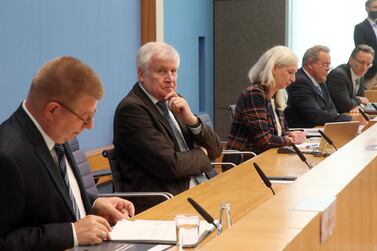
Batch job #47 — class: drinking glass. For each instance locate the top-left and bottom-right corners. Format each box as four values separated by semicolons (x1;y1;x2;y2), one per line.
175;214;200;250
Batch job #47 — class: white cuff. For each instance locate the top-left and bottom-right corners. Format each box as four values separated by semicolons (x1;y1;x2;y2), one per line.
71;223;78;246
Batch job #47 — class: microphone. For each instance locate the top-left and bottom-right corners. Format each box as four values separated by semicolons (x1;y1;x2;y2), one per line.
291;144;312;169
187;197;219;230
252;162;275;195
358;108;370;122
371;103;377;110
318;130;338;151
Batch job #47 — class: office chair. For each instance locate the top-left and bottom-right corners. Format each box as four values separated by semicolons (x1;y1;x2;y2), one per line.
197;113;256;169
67;137;112;195
67;137;172;214
102;148;173;213
227;104;236;120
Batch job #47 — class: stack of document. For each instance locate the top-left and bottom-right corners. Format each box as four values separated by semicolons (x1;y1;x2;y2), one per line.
110;219;215;247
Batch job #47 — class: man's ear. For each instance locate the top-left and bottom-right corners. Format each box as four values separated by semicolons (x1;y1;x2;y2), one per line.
44;102;60;119
306;60;313;71
137;67;145;82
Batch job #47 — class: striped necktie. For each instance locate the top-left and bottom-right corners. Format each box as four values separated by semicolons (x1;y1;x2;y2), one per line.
54;144;81;220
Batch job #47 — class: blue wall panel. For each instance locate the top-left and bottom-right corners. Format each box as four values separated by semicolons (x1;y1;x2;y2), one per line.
0;0;140;150
164;0;213;118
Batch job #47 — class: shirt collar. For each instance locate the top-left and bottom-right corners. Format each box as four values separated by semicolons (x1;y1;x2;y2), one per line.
302;68;321;87
22;100;56;151
350;67;359;82
367;17;377;26
138;82;160;105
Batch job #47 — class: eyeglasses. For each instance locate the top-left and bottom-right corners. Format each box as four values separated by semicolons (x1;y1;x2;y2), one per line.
353;57;373;68
54;101;96;127
314;61;333;70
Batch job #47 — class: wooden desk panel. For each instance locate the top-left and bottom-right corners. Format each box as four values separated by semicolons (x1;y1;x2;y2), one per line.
365;90;377;102
200;121;377;250
202;210;322;251
136;162;279;222
133;147;317;250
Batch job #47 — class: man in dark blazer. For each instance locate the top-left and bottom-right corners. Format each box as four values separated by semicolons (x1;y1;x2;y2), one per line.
113;42;222;211
327;45;374;113
0;57;134;251
354;0;377;88
284;45;363;128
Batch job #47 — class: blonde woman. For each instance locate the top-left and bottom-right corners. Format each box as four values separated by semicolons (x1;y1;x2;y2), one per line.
223;46;306;170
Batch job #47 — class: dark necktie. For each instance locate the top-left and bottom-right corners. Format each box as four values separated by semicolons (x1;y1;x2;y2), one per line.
156;101;207;184
54;144;81;220
156;101;189;152
315;84;323;97
354;79;360;96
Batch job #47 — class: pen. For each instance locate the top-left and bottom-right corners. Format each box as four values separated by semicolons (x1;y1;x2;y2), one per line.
305;144;318;148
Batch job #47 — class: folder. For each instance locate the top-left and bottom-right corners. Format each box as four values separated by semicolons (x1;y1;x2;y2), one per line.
110;219;215;248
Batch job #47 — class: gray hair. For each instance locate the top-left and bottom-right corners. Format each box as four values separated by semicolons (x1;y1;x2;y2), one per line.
350;44;375;59
248;45;298;110
136;42;180;72
366;0;377;8
302;45;330;66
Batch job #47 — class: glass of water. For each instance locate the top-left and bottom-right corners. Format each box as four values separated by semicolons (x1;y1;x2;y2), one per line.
175;214;200;250
217;202;232;235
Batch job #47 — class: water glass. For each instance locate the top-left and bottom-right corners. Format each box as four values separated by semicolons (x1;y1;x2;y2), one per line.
175;214;200;250
217;202;232;235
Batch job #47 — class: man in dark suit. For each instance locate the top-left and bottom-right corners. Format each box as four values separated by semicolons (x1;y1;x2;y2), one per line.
0;57;135;251
327;45;374;113
285;45;365;128
354;0;377;89
113;42;222;211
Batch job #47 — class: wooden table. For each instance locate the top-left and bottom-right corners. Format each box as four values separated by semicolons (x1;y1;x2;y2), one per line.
133;143;323;250
202;124;377;250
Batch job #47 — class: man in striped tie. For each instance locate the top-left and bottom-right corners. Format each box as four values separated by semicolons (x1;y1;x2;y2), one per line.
0;56;135;250
327;44;374;113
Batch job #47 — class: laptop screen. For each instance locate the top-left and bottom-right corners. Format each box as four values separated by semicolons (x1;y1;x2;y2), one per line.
318;121;360;150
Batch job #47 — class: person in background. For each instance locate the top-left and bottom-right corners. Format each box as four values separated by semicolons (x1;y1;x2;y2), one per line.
327;44;374;114
113;42;222;212
223;45;306;170
0;56;135;250
354;0;377;89
284;45;365;128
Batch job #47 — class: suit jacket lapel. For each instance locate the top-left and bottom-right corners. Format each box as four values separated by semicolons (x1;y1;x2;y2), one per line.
15;106;77;219
301;69;326;102
133;83;181;148
345;65;355;96
365;19;377;49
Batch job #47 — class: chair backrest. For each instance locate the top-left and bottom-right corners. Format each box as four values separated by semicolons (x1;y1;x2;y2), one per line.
227;104;236;119
67;137;99;196
193;113;219;178
102;148;122;192
198;113;214;128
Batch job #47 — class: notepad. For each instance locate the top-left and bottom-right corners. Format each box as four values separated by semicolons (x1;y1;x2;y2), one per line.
110;219;215;247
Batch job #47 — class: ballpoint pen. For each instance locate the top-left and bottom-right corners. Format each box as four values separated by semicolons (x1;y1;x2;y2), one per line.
305;144;318;148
